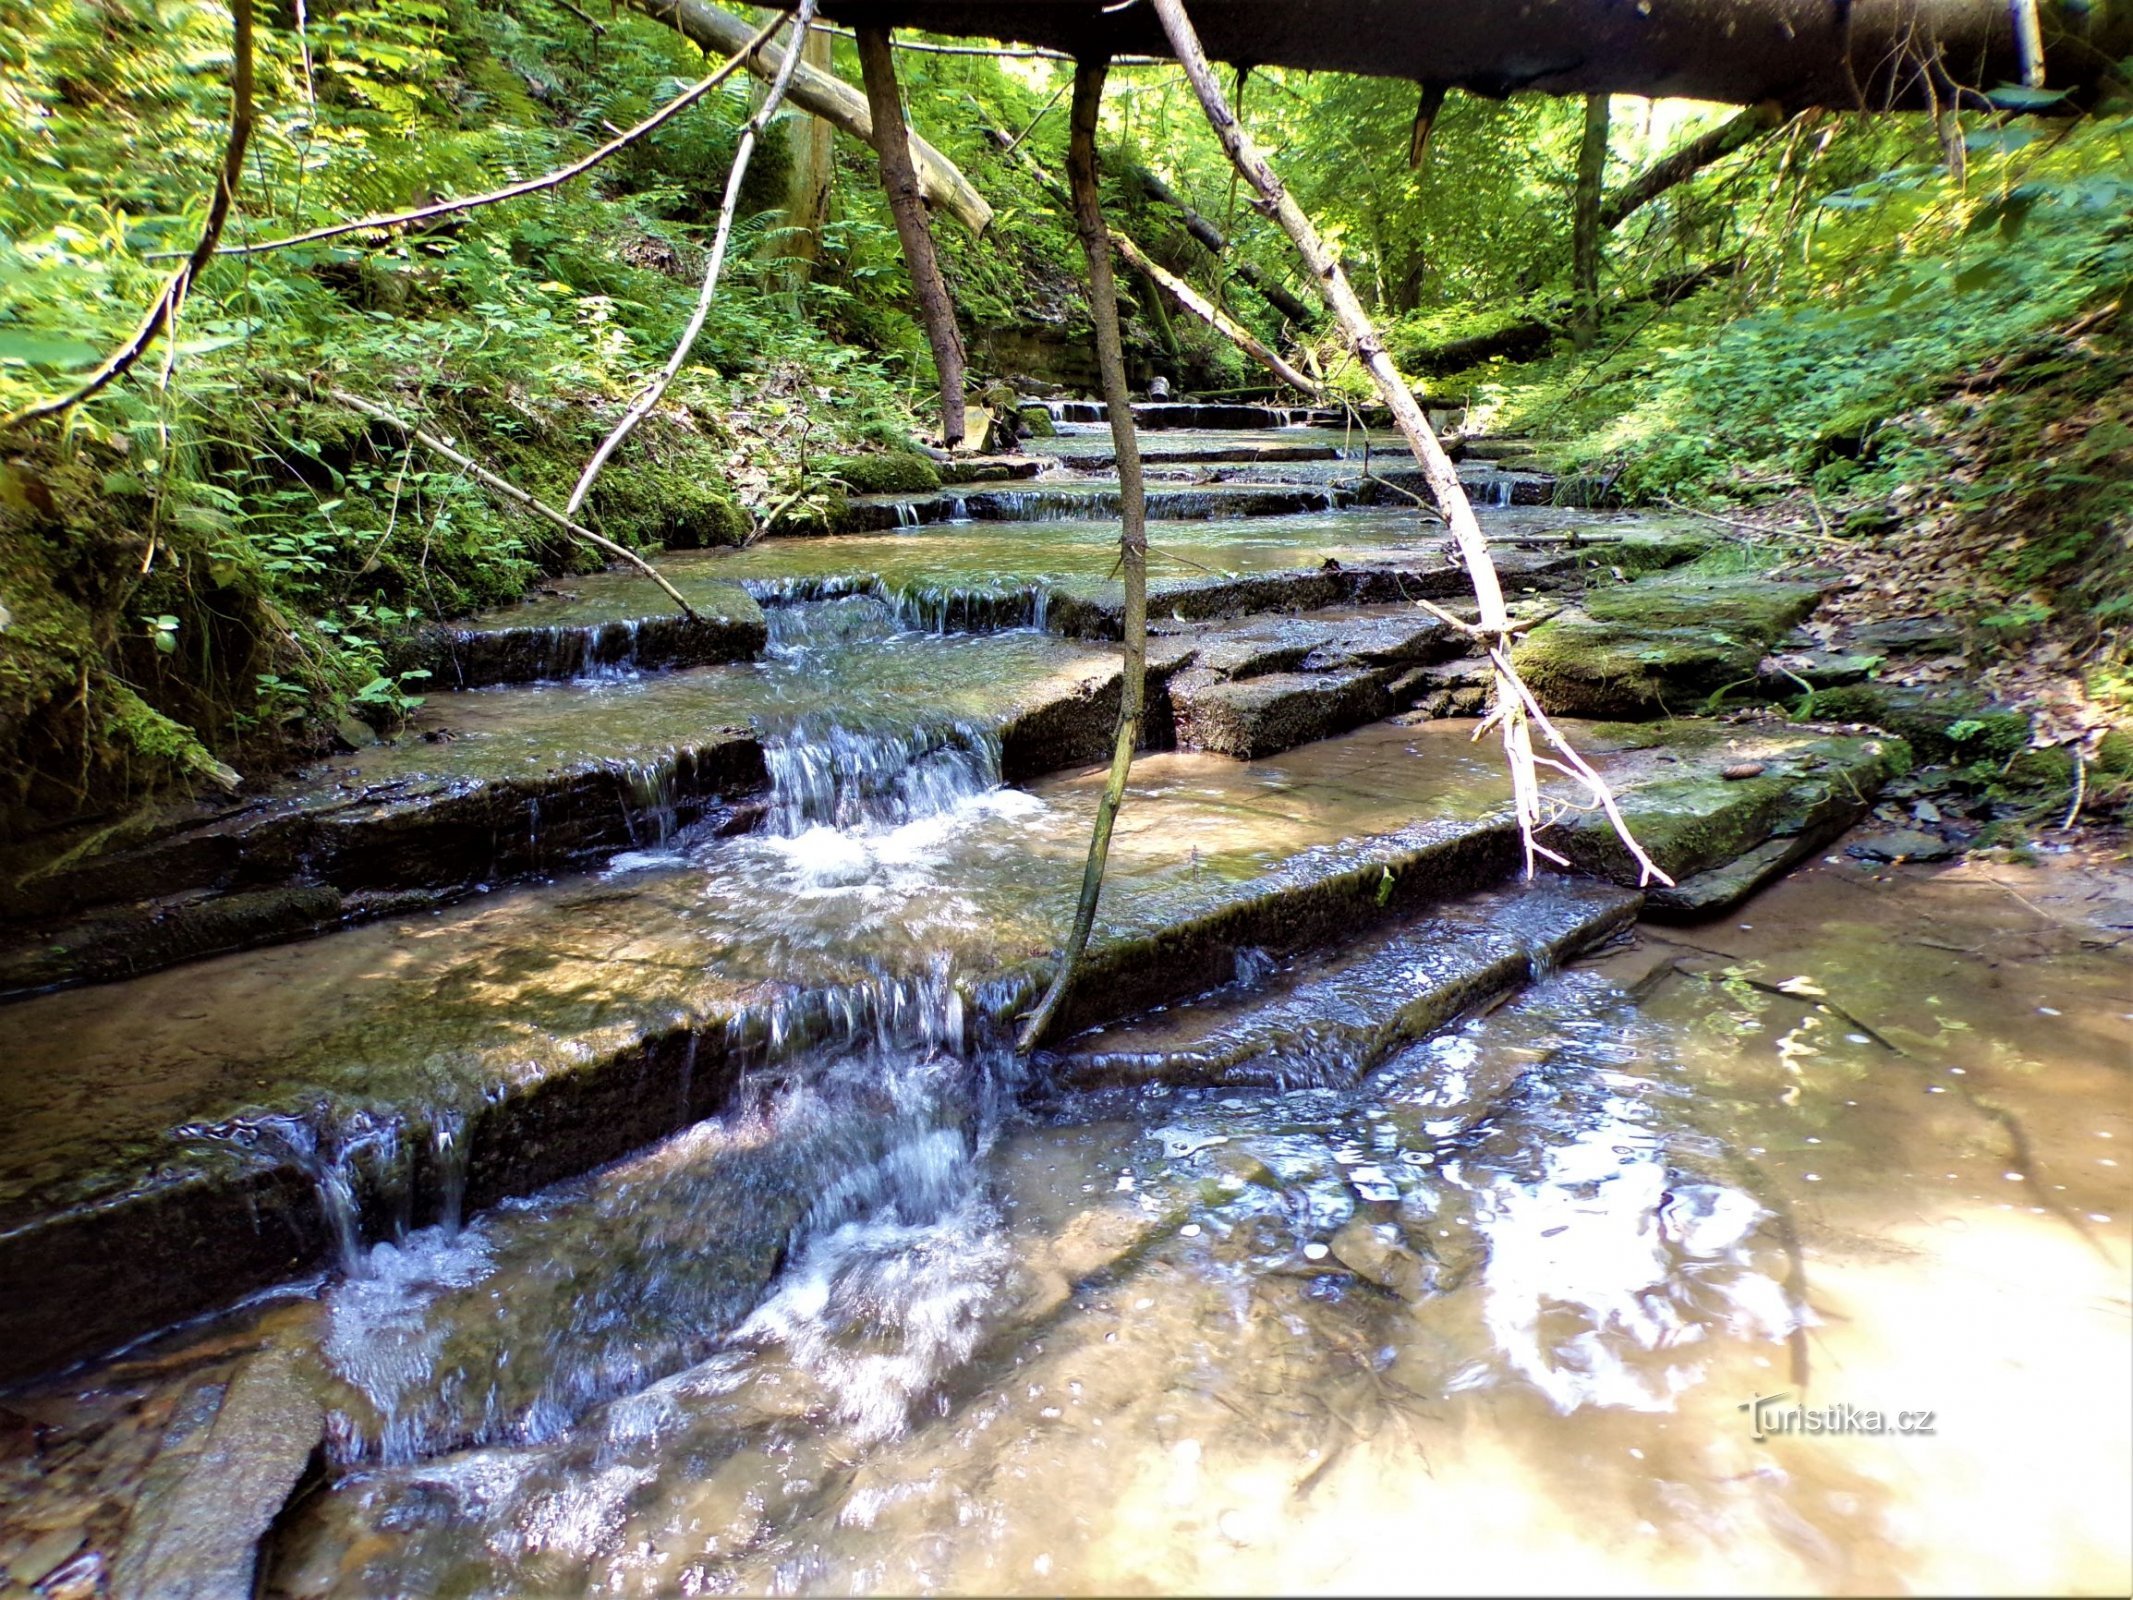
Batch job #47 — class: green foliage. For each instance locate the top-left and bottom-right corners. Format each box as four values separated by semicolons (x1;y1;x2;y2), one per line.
0;0;977;817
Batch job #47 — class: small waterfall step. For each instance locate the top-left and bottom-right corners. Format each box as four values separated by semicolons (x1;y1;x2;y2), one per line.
1040;400;1348;429
836;481;1362;533
1050;878;1641;1092
0;717;1902;1382
392;579;765;690
0;610;1163;999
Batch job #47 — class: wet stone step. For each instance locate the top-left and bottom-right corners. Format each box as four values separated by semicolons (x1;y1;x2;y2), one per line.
0;722;1533;1380
834;482;1356;533
0;615;1167;999
0;719;1896;1380
405;507;1695;647
390;579;764;691
1038;401;1349;429
1049;878;1641;1092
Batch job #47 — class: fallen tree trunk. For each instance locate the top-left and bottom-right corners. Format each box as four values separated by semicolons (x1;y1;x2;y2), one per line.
1107;230;1320;394
1018;55;1148;1051
858;24;969;448
1602;102;1788;230
842;1;2132;111
621;0;992;234
1134;168;1318;326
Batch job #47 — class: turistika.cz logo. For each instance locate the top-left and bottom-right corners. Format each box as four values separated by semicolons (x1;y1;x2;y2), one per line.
1740;1392;1938;1441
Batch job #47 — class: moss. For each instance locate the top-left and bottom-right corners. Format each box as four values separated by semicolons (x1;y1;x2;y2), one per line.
822;451;943;496
1580;574;1822;638
2095;727;2133;777
99;682;238;792
1513;613;1761;718
1018;405;1058;439
588;445;749;550
1998;747;2075;793
1577;531;1718;578
1810;685;2029;764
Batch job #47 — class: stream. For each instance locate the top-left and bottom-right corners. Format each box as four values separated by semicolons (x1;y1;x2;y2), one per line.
0;417;2126;1598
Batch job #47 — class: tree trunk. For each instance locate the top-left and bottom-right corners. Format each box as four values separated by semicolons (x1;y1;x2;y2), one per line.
778;28;837;289
1600;102;1785;230
1016;55;1147;1053
856;25;969;450
1571;93;1609;349
619;0;992;235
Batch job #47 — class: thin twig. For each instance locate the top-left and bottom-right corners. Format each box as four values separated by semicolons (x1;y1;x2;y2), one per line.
3;0;254;428
564;0;817;521
314;383;700;619
197;9;785;260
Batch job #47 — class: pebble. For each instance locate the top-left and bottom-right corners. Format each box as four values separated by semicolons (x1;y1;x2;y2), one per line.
1302;1242;1329;1261
1179;1224;1201;1238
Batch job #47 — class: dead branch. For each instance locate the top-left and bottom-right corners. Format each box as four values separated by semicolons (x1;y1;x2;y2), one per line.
1134;167;1318;325
983;132;1317;394
565;0;816;522
1017;56;1149;1054
3;0;254;429
315;383;700;619
1151;0;1663;885
201;10;785;260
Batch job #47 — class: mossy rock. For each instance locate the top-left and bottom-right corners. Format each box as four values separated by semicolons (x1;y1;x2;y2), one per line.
822;451;943;496
1579;531;1719;578
1998;747;2075;792
1018;406;1058;438
1554;734;1901;887
590;464;748;549
1808;685;2030;765
1512;577;1821;719
2095;727;2133;777
1580;574;1822;637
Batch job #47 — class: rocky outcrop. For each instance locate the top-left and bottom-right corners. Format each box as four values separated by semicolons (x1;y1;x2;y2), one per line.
1513;573;1825;717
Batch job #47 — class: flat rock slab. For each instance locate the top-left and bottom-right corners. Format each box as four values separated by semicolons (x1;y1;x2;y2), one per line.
1513;573;1826;717
0;632;1171;998
1171;667;1399;760
0;694;1892;1383
1846;827;1958;863
1052;879;1641;1091
392;580;765;690
110;1344;322;1600
1552;723;1905;903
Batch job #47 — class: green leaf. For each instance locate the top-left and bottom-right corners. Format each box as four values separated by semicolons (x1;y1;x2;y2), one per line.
0;330;103;368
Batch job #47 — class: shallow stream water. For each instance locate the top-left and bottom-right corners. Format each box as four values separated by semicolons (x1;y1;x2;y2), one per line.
4;853;2123;1597
2;424;2126;1598
261;857;2128;1597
